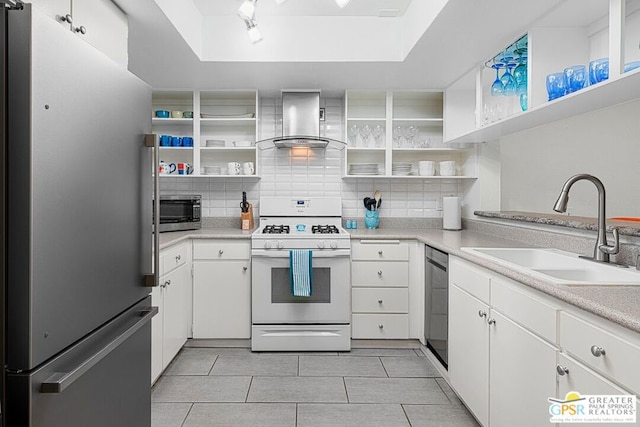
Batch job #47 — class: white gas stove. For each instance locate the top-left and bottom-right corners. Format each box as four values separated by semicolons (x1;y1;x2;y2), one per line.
251;197;351;352
252;197;350;251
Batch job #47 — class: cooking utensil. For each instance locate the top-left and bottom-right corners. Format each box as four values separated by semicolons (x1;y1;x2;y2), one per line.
374;190;381;210
363;197;371;210
241;191;249;213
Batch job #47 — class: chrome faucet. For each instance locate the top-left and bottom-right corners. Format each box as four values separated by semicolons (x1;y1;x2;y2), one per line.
553;174;619;263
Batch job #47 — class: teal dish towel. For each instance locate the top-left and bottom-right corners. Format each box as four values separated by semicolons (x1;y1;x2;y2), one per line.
290;249;313;297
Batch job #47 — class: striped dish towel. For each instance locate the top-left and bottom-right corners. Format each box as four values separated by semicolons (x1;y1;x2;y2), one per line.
290;249;313;297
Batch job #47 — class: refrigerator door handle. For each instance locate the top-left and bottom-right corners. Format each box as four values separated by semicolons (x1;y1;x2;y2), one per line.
144;134;159;287
40;307;158;394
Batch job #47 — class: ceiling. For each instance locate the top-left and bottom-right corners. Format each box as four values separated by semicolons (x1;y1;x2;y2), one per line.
192;0;413;17
115;0;605;94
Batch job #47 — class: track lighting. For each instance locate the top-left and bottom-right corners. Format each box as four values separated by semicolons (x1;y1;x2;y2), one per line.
244;18;263;44
237;0;257;20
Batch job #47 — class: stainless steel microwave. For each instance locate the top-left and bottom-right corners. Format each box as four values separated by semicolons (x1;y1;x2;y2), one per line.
158;195;201;232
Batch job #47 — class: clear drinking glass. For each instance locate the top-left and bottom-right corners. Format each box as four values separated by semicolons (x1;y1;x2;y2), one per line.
347;124;359;147
372;125;384;147
360;125;372;147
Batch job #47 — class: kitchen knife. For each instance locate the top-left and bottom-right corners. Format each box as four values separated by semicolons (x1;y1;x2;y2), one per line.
241;192;249;212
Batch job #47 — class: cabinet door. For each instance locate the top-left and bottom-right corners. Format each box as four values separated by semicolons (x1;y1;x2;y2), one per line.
557;354;640;427
490;310;558;427
30;0;71;28
161;264;190;369
193;260;251;338
71;0;128;67
150;286;164;384
449;284;490;426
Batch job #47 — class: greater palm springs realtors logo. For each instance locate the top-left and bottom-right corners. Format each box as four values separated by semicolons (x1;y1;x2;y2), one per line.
549;391;637;423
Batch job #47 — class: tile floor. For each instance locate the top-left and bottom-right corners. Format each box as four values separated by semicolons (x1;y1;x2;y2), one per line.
152;342;479;427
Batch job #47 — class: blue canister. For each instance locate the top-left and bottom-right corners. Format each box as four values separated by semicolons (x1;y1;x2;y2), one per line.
182;136;194;147
364;210;379;229
159;135;171;147
171;136;181;147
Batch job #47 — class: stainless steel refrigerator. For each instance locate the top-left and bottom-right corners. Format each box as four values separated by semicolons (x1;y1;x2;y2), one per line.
1;3;156;426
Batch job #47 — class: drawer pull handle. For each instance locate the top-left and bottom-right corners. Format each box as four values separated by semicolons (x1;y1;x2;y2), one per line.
378;324;384;329
378;250;383;255
176;254;181;261
162;280;171;288
590;345;606;357
378;299;383;304
61;14;73;24
74;25;87;35
243;266;248;271
478;310;487;318
377;271;383;276
556;365;569;376
218;250;224;255
487;318;496;325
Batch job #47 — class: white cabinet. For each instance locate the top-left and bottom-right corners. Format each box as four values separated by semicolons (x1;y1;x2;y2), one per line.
151;241;192;384
448;257;559;427
489;310;557;427
448;283;490;426
444;0;640;144
344;91;477;180
192;240;251;338
351;240;410;339
29;0;127;67
152;90;260;179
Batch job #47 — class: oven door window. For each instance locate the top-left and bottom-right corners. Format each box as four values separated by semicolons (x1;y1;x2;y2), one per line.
271;267;330;303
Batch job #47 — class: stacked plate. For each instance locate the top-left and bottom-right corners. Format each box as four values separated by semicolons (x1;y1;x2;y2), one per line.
349;163;379;175
392;162;413;176
205;139;225;147
203;166;222;175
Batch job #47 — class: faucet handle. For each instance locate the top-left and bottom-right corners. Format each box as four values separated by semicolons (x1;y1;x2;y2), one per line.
599;227;620;255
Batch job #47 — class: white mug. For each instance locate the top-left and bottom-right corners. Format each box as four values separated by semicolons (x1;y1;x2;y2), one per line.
227;162;241;175
242;162;255;175
439;161;457;176
418;161;435;176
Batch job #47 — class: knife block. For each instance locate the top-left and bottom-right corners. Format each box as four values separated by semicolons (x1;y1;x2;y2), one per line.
241;203;254;230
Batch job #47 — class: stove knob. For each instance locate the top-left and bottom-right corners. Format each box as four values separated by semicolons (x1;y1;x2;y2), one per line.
277;241;284;249
264;241;272;249
317;241;326;249
330;240;338;249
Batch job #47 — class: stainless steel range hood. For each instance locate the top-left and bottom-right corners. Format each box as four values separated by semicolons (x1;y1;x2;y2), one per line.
256;91;346;150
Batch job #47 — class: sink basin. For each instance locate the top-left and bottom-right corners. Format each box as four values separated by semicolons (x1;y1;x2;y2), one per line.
463;247;585;269
532;267;640;284
461;247;640;286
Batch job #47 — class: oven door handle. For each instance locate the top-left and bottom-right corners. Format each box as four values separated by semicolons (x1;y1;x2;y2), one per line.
251;250;351;258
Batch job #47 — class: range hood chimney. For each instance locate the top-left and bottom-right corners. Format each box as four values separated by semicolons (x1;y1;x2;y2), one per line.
256;91;346;150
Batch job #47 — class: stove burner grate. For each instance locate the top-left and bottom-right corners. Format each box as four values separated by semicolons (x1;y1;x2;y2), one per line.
262;225;290;234
312;225;340;234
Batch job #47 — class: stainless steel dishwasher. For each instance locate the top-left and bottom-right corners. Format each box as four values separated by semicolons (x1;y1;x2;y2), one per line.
425;245;449;369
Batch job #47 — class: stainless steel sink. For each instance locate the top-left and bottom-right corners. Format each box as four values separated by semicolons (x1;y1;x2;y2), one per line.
461;247;640;286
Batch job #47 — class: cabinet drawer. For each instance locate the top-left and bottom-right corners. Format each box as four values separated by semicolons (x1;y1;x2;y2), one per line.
352;261;409;287
491;277;558;343
352;314;409;339
560;312;640;394
352;288;408;313
351;240;409;261
449;257;491;304
193;240;250;260
160;243;188;276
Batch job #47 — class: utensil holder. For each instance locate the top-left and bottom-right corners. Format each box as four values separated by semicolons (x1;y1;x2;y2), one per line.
241;203;254;230
365;210;379;229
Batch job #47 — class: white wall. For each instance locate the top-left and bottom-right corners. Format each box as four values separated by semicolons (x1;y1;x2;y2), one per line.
500;98;640;218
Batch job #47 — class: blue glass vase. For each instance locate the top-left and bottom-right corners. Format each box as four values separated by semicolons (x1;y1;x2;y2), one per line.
365;210;379;229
